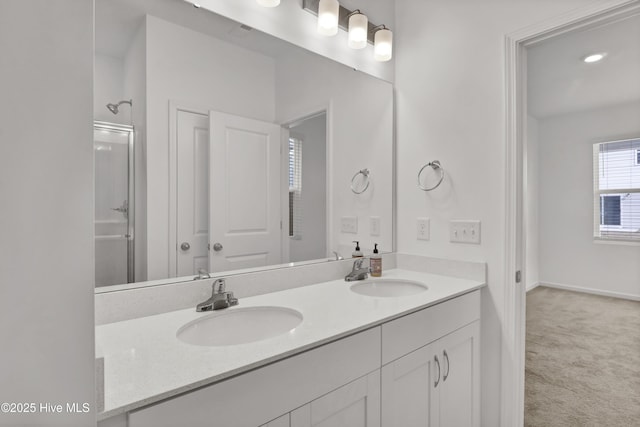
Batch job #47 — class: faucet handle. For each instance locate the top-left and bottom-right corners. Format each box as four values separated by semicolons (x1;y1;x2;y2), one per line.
353;258;365;270
226;292;239;307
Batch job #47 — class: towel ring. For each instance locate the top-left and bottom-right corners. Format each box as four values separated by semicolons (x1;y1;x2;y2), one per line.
417;160;445;191
351;168;370;194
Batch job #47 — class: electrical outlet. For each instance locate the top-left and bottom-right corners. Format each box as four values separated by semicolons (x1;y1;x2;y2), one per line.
341;216;358;233
370;216;381;236
417;217;430;241
449;220;481;244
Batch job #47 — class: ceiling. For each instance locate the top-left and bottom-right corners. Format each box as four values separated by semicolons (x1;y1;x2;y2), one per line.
95;0;296;61
527;13;640;119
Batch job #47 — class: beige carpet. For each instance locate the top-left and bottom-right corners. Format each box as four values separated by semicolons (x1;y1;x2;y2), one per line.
525;286;640;427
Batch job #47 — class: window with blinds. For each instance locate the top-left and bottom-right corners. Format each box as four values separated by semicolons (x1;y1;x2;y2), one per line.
593;138;640;242
289;137;302;238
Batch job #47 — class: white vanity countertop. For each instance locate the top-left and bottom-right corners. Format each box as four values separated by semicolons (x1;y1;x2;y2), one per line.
96;268;485;420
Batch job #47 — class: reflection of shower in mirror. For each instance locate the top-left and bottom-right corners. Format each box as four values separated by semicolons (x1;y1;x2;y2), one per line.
106;99;132;115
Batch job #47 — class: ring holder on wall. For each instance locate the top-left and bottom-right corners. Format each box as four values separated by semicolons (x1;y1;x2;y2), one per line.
351;168;370;194
417;160;445;191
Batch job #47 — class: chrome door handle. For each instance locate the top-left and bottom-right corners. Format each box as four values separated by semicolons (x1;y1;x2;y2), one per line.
212;243;223;252
180;242;190;251
434;355;441;388
443;349;450;382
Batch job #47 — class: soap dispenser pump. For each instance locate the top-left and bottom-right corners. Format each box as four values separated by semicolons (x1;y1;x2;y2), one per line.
370;243;382;277
352;241;363;258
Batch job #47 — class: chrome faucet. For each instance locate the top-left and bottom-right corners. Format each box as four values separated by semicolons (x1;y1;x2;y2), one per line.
193;268;211;280
332;251;344;261
196;279;239;312
345;258;370;282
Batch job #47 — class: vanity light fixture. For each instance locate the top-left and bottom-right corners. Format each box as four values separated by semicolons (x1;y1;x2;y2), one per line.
256;0;280;7
373;25;393;62
583;53;606;63
347;10;368;49
317;0;340;36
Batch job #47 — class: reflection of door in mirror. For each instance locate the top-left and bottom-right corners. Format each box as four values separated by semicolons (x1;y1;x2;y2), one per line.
94;122;135;286
174;109;282;277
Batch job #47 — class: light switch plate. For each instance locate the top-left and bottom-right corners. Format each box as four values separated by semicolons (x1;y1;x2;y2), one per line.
449;220;481;244
370;216;381;236
417;217;430;241
341;216;358;233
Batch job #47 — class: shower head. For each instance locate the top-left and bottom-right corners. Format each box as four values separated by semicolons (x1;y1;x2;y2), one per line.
106;99;132;115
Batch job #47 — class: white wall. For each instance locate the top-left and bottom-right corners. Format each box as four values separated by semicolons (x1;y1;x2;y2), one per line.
538;102;640;298
192;0;395;82
394;0;589;424
95;54;127;124
145;15;277;280
0;1;95;426
526;115;540;290
275;48;394;257
290;114;328;262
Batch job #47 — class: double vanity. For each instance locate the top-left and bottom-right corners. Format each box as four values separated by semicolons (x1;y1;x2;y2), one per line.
96;256;485;427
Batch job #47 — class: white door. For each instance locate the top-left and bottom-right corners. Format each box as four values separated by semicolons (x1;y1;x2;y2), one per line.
209;111;282;272
291;371;380;427
381;342;438;427
176;110;210;277
437;322;480;427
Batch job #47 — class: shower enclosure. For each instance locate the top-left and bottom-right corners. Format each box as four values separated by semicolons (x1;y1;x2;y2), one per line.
94;121;135;286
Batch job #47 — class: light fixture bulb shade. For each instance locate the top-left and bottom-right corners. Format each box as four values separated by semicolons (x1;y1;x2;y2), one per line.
317;0;340;36
348;13;368;49
374;28;393;61
256;0;280;6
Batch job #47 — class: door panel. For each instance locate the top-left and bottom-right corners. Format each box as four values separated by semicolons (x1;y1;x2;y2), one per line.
210;111;282;272
381;342;438;427
176;111;210;277
438;322;480;427
291;371;380;427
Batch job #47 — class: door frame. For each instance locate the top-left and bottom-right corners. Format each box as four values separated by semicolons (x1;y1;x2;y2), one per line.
502;1;640;425
168;100;210;278
280;103;333;260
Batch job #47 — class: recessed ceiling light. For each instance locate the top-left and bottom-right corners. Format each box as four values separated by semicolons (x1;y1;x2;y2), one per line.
583;53;606;63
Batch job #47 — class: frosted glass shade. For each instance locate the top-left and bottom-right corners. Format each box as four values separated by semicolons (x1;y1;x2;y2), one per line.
374;28;393;61
348;13;368;49
317;0;339;36
256;0;280;6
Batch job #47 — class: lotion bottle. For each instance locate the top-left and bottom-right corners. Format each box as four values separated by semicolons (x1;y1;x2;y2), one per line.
370;243;382;277
352;241;363;258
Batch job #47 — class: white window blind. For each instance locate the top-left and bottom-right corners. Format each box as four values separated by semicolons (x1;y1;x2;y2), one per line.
289;137;302;238
593;138;640;242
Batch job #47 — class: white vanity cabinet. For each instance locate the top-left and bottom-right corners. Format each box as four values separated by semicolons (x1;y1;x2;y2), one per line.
380;290;480;427
100;289;481;427
290;371;380;427
381;321;480;427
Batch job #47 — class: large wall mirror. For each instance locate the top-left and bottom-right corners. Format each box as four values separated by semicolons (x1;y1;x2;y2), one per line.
94;0;394;290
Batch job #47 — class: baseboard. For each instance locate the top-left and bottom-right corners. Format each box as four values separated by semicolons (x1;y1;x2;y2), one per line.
540;281;640;301
526;281;540;292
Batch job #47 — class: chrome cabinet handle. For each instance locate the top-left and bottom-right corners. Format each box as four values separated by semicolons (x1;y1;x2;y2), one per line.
180;242;190;251
212;242;223;252
434;355;441;388
443;350;450;382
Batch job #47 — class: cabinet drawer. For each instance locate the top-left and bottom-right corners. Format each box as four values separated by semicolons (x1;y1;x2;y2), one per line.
129;327;381;427
382;290;480;364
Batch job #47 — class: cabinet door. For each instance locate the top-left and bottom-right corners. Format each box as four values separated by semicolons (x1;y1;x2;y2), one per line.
261;414;290;427
381;341;439;427
291;371;380;427
437;322;480;427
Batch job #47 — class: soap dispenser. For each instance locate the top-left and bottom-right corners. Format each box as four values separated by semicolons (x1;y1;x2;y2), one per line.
352;241;363;258
370;243;382;277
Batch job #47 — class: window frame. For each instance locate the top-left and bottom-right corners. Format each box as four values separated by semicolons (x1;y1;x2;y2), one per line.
592;139;640;243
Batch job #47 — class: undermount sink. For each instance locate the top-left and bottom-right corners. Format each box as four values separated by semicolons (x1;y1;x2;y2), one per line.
177;306;303;347
350;279;428;298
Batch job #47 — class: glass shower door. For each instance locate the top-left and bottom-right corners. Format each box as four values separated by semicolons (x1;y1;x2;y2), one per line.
94;122;134;286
